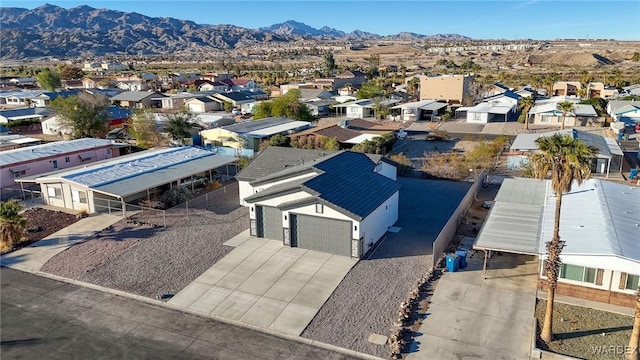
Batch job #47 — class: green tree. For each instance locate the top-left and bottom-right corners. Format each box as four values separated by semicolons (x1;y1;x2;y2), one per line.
164;110;196;145
0;200;27;253
528;134;595;344
259;133;291;150
579;97;606;117
323;52;336;76
556;101;575;130
50;93;110;138
518;96;534;130
253;89;313;121
367;54;381;77
355;82;386;99
36;68;62;90
223;101;234;113
352;133;396;154
632;52;640;62
407;77;420;100
128;109;167;149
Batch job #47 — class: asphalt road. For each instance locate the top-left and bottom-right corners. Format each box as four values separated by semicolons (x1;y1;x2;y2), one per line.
0;268;356;360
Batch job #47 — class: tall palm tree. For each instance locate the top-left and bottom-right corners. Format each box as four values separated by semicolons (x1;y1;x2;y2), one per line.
0;200;27;252
628;287;640;360
529;134;595;344
518;96;534;130
557;101;575;130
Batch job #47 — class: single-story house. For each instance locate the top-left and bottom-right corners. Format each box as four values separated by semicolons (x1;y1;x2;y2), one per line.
1;138;116;190
200;117;311;151
152;92;200;111
199;81;228;92
332;98;401;119
221;78;258;92
30;90;81;107
41;106;131;136
0;107;51;125
457;102;516;123
620;84;640;97
236;147;400;258
473;178;640;307
0;134;41;151
391;99;448;121
110;91;164;109
509;129;624;176
528;103;598;127
297;88;335;101
0;90;42;107
211;92;254;108
194;114;235;129
483;82;510;97
184;96;220;113
289;121;383;149
303;99;336;117
612;104;640;127
607;100;640;119
16;146;236;213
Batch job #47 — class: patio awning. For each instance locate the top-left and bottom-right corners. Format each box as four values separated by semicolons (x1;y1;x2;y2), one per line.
9;165;29;173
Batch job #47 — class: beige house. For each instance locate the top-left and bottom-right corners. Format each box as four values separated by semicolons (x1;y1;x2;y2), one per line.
528;101;598;127
553;81;618;99
419;74;474;105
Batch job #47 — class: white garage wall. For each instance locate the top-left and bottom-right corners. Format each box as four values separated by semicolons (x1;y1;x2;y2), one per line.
375;162;397;181
238;181;253;206
248;191;312;220
281;202;355;234
239;173;318;207
358;191;399;254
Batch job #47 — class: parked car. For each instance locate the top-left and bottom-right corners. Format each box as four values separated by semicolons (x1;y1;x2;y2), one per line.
179;176;209;189
231;108;241;115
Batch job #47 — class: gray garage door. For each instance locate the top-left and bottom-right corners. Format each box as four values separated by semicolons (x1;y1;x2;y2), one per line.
257;206;282;241
290;214;351;256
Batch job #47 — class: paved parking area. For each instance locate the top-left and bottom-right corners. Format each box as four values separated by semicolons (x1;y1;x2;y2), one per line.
169;232;358;336
408;250;538;360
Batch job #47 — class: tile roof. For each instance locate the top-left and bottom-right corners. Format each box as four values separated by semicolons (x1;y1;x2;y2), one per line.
236;146;332;181
110;91;160;102
245;151;401;220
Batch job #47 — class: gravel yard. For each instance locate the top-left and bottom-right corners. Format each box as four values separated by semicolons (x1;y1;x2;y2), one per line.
302;177;471;358
535;300;634;360
41;200;249;299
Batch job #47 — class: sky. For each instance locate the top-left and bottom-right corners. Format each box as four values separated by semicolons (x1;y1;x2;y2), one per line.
2;1;639;40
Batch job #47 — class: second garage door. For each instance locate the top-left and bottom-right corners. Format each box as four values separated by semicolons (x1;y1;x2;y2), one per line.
290;214;351;256
258;206;282;241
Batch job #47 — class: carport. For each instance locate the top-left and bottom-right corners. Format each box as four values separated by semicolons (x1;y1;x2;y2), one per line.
472;178;546;276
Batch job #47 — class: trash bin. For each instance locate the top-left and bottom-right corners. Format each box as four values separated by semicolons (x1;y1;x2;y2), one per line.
617;132;624;141
445;254;459;272
631;168;639;180
455;249;468;269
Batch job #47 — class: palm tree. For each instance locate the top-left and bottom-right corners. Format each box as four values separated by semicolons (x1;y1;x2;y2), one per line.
408;77;420;100
0;200;27;252
628;287;640;360
518;96;534;130
557;101;575;130
529;134;595;344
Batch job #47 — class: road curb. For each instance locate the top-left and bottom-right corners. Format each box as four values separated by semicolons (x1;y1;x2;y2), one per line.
2;264;385;360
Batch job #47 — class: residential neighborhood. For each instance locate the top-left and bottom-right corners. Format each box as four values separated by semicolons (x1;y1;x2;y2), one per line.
1;3;640;360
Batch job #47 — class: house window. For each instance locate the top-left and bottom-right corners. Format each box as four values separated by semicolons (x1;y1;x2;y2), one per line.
541;115;551;123
11;170;26;178
106;148;111;155
316;204;323;214
626;274;639;290
52;160;58;169
472;113;482;121
560;264;596;283
47;186;62;199
71;190;87;204
65;156;70;163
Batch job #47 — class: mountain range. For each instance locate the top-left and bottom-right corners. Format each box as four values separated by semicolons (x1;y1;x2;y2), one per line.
0;4;472;59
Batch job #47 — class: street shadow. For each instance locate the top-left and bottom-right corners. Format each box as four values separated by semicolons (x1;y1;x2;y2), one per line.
0;253;28;267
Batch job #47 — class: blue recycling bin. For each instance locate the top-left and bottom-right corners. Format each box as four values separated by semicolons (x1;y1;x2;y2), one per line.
630;168;639;180
455;249;468;269
445;254;460;272
617;132;624;141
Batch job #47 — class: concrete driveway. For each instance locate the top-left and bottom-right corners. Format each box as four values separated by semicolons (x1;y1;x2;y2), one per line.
408;249;539;360
169;231;358;336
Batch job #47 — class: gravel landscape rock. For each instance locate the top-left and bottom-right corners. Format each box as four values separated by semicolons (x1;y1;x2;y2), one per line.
21;208;80;243
42;201;249;298
301;253;432;358
535;300;634;360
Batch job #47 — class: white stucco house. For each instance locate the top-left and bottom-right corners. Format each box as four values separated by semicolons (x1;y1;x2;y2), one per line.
235;147;400;258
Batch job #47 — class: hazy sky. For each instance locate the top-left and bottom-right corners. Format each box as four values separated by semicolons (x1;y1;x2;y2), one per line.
3;1;639;40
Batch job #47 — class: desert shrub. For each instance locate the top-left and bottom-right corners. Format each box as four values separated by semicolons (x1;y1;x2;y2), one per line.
139;199;165;210
389;153;414;177
421;151;467;180
162;187;191;208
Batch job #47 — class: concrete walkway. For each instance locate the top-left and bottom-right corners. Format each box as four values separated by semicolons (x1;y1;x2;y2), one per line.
408;250;539;360
0;213;122;272
169;232;358;336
